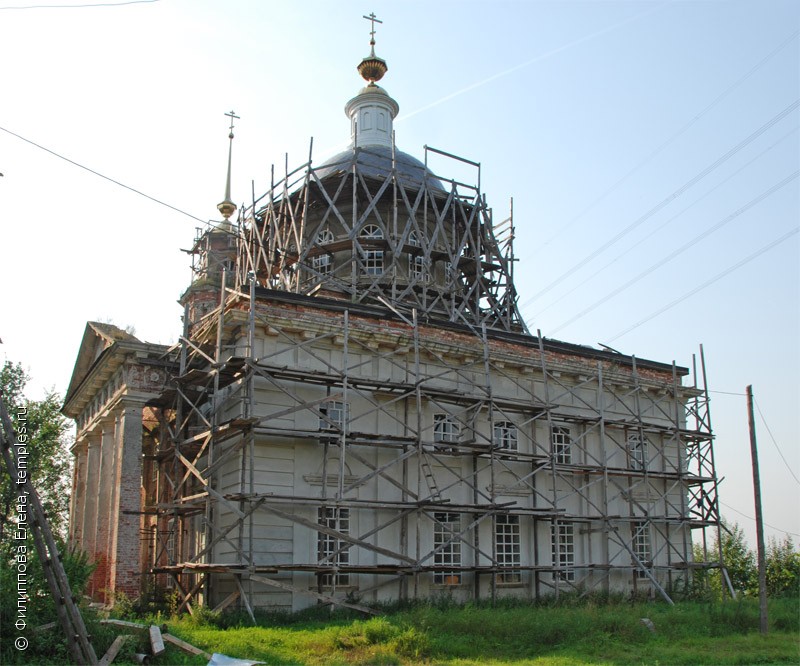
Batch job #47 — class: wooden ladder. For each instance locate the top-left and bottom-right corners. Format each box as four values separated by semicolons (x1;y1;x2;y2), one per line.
0;394;98;665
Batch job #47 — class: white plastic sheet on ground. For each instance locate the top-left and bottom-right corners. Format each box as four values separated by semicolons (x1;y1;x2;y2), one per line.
207;653;265;666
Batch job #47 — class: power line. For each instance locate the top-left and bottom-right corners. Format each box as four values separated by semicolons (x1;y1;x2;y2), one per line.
547;170;798;334
0;0;158;8
0;125;208;225
398;1;670;124
719;501;800;539
605;226;799;343
524;125;799;322
754;397;800;486
519;98;800;308
532;28;800;258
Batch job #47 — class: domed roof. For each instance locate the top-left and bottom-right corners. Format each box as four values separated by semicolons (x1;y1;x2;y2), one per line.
315;145;446;193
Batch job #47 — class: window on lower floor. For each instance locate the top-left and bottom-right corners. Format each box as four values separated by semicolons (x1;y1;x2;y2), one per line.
495;514;521;583
631;520;651;578
318;507;350;586
551;520;575;581
433;512;461;585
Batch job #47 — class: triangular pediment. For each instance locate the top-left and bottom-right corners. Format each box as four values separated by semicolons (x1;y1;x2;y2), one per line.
63;322;141;417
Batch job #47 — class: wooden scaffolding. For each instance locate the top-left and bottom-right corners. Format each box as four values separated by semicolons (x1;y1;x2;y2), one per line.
144;140;724;617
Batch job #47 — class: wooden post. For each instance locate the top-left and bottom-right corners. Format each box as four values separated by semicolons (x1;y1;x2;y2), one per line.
746;385;768;635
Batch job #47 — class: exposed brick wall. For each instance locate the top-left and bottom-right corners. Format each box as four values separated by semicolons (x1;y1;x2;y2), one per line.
231;297;681;388
110;404;144;599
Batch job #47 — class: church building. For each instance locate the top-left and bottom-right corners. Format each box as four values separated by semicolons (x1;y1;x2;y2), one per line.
64;19;723;614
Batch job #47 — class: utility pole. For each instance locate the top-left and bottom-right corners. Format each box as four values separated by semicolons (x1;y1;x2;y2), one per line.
746;385;768;635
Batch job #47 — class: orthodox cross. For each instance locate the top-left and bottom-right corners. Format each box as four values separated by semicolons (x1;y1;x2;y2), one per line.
363;12;382;54
225;110;240;139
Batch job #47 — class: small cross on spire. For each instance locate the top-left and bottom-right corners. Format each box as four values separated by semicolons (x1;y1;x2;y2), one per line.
362;12;382;56
225;110;240;139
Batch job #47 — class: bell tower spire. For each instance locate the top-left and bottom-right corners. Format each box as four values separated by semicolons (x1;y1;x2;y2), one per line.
217;110;239;221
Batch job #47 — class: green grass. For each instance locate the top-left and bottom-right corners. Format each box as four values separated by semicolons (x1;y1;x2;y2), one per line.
152;597;798;666
5;597;798;665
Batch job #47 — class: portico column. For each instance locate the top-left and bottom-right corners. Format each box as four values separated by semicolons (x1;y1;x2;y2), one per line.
68;440;88;548
105;412;122;596
110;402;144;598
81;434;100;560
92;418;116;601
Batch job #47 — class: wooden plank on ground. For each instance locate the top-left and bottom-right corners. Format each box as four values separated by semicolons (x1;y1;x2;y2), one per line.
100;618;148;631
163;633;212;660
149;624;166;657
99;635;130;666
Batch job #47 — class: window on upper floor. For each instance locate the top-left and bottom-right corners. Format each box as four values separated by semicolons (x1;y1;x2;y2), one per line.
360;224;384;276
627;432;648;471
494;421;518;451
312;229;334;275
551;425;572;465
319;400;349;432
433;413;460;450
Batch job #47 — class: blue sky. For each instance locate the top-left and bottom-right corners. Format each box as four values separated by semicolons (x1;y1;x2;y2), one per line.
0;0;797;549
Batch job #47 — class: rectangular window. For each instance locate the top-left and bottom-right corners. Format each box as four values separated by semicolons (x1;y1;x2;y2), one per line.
318;507;350;586
320;400;348;432
433;413;460;450
433;512;461;585
493;421;518;451
551;425;572;464
628;432;647;471
363;249;384;276
409;254;426;281
495;514;521;583
312;253;331;275
631;520;651;578
551;520;575;581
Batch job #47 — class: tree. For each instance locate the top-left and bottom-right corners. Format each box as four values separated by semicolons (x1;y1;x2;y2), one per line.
692;520;800;600
691;521;756;599
720;522;757;595
0;360;73;542
0;361;93;664
765;535;800;598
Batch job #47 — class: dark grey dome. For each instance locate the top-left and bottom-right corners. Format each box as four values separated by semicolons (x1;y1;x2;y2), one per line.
315;145;446;193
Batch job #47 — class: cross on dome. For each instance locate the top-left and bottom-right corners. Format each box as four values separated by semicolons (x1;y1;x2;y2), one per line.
357;12;388;83
362;12;382;56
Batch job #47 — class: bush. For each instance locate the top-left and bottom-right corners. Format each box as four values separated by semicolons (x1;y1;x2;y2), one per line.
0;542;95;665
390;625;431;659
